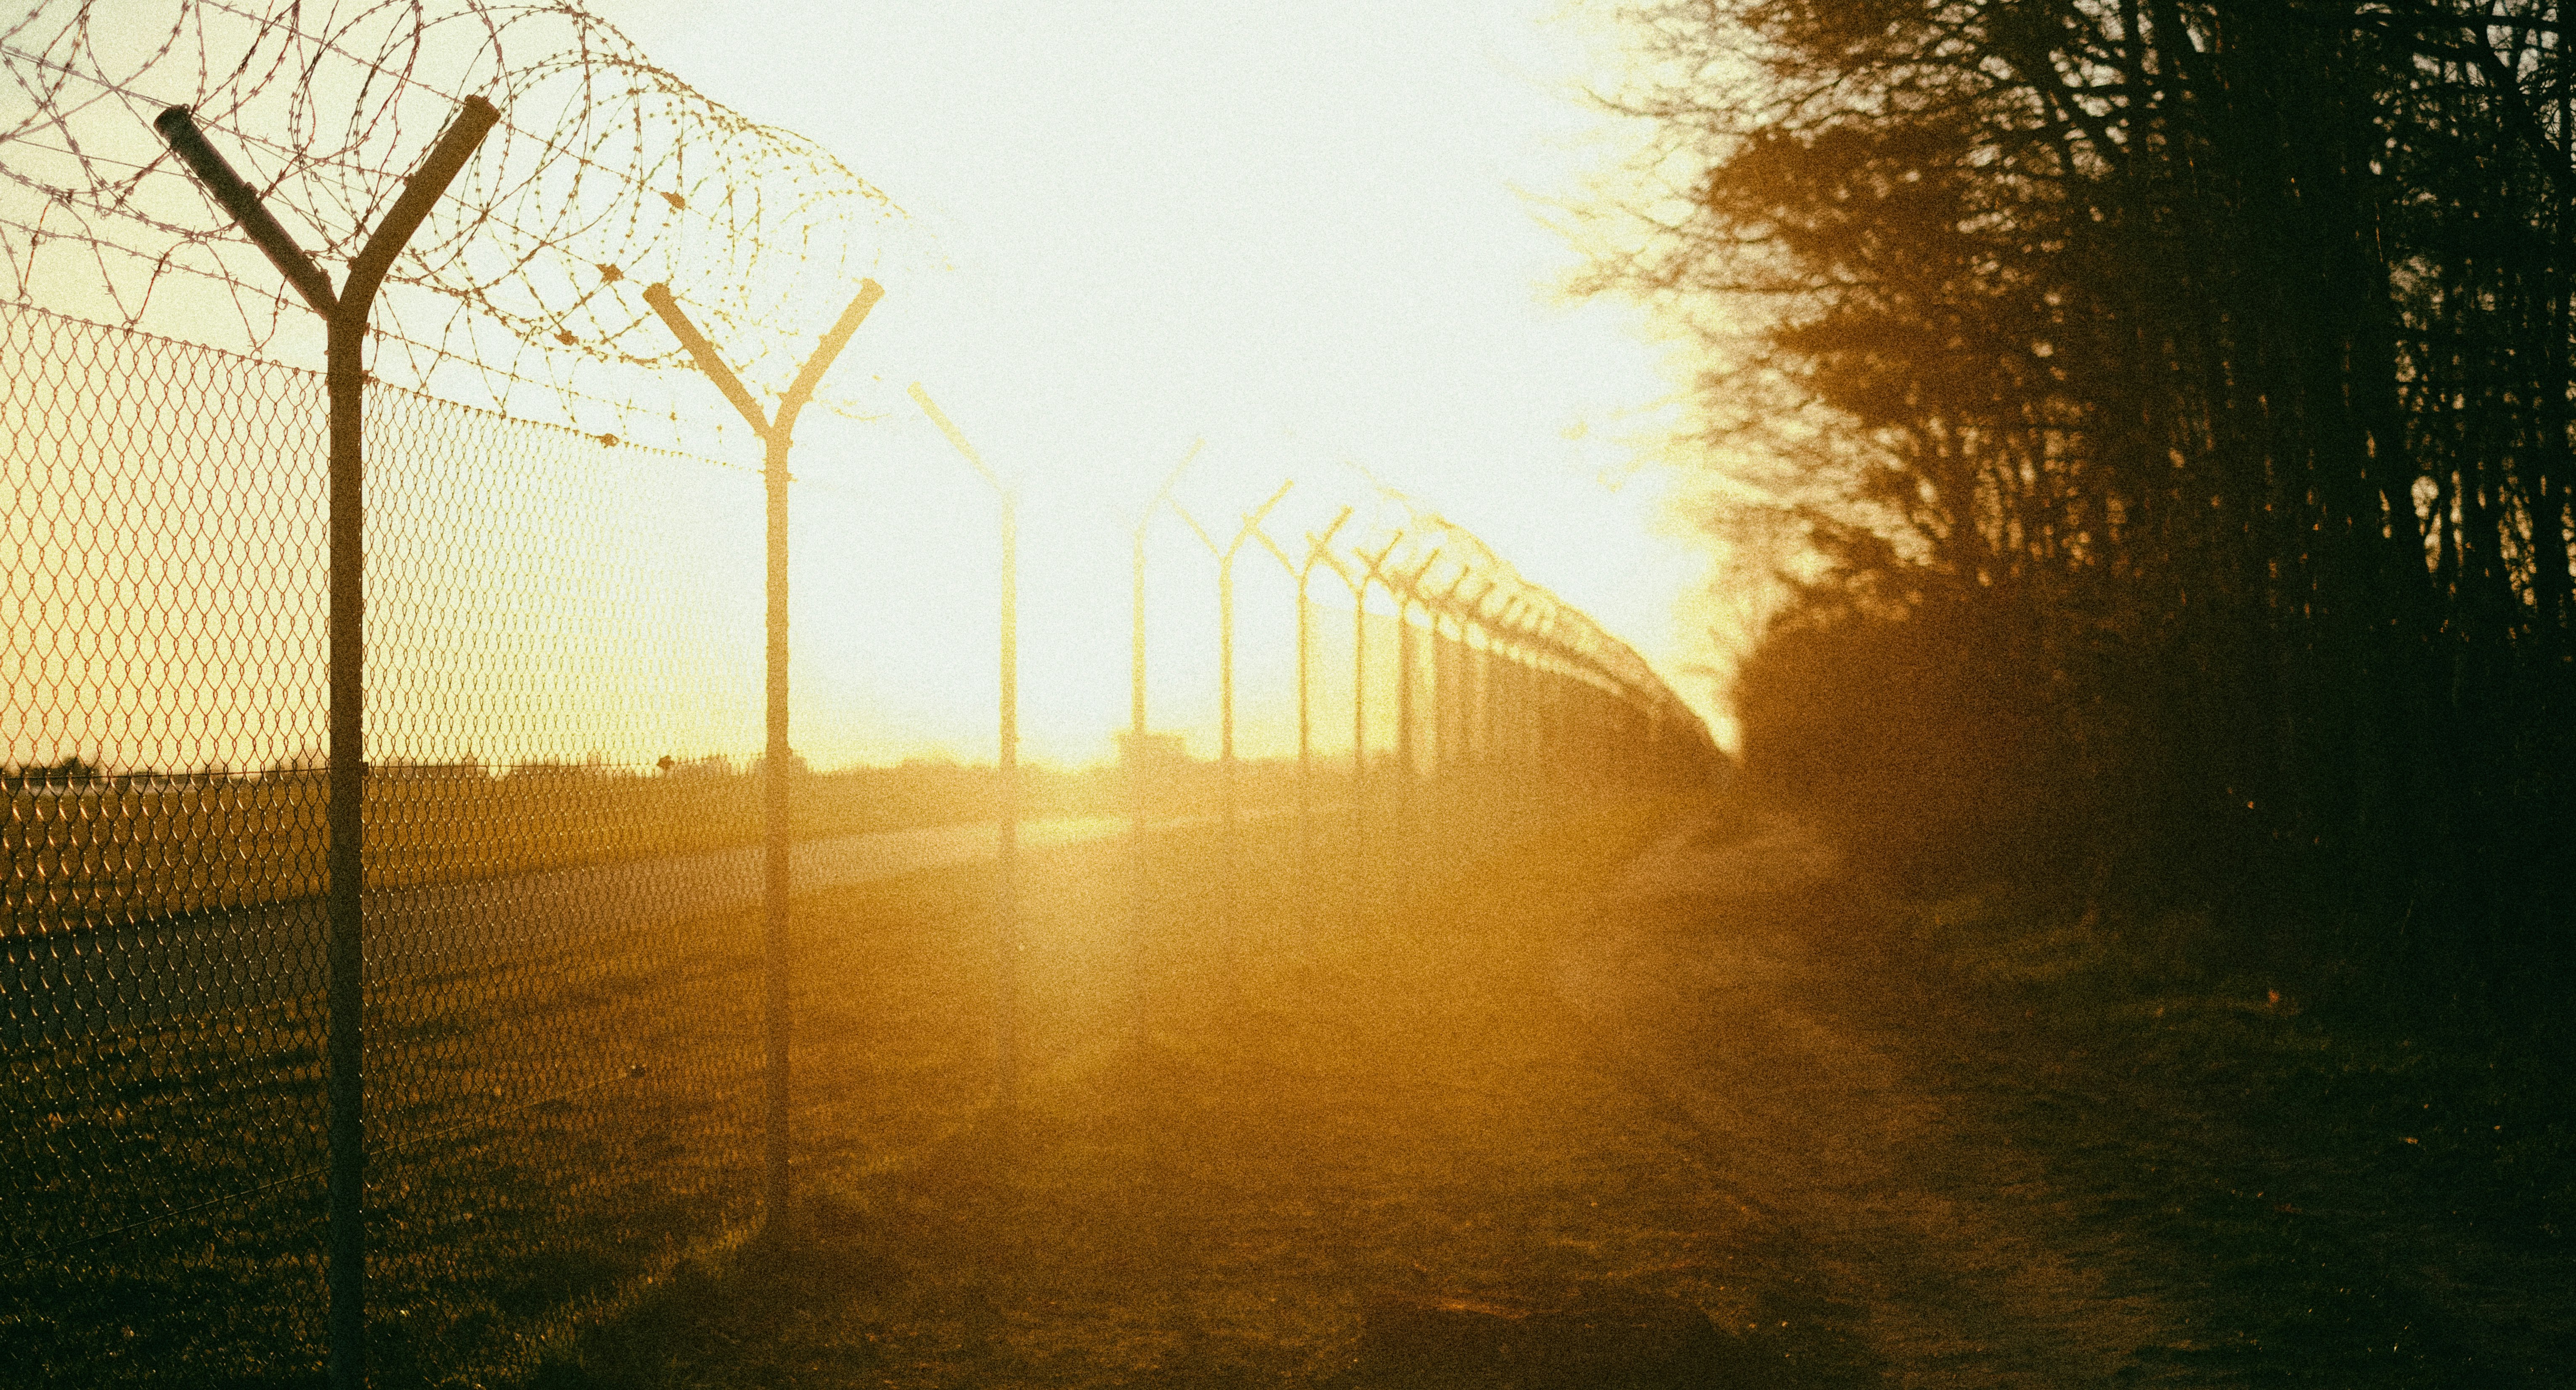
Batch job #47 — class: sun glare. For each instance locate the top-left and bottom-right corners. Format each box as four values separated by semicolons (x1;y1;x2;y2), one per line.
578;0;1707;767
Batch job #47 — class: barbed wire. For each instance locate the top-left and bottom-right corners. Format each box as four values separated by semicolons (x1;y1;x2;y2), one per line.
0;0;923;445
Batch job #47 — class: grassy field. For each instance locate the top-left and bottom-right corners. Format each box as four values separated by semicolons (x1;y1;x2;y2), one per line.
48;779;2552;1386
2;891;769;1387
6;775;1614;1388
470;792;2571;1390
499;789;1864;1390
1860;886;2576;1384
38;777;2560;1386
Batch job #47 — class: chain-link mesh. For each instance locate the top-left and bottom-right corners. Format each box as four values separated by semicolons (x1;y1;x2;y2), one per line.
354;378;772;1382
3;302;775;1382
5;308;333;1313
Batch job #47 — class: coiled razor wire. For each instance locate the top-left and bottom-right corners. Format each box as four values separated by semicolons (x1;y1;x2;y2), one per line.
1;0;921;448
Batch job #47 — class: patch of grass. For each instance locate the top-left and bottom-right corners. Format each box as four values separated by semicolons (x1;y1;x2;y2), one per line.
1861;886;2576;1385
4;889;770;1386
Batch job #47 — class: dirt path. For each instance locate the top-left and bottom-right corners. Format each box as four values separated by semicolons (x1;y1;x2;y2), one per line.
1554;810;2212;1387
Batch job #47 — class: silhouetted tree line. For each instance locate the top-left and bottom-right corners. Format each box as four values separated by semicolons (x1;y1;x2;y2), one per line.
1591;0;2573;1000
2;756;105;789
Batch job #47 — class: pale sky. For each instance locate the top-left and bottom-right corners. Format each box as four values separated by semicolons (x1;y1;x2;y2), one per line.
590;0;1724;762
2;0;1728;772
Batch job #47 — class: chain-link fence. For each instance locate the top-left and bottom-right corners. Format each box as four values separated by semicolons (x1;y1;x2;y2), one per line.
3;4;1718;1376
5;302;777;1382
2;297;1717;1385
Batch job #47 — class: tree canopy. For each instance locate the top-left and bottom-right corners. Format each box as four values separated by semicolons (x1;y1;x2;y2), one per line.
1586;0;2575;1000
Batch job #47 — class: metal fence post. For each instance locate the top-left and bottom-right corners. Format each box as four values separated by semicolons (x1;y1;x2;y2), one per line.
1291;552;1311;913
155;95;498;1390
907;385;1020;1108
1430;572;1479;835
1254;506;1350;938
643;278;883;1233
1343;538;1400;918
1128;441;1202;1047
1389;552;1444;850
1430;603;1448;783
996;491;1017;1094
1172;481;1290;979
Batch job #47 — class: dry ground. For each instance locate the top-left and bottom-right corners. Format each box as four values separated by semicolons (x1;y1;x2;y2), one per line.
528;793;2572;1388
